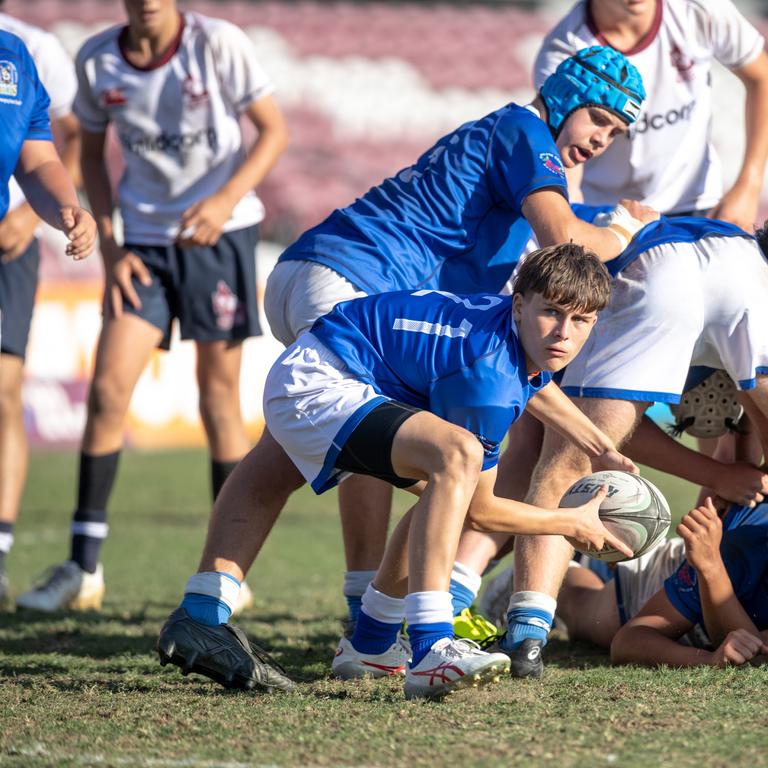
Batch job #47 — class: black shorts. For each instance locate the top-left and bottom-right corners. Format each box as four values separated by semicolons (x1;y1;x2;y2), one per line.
123;225;262;350
0;239;39;359
334;400;421;488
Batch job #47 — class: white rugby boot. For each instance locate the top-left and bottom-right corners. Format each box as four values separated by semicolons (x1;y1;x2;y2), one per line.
16;561;104;612
331;635;409;679
404;637;510;700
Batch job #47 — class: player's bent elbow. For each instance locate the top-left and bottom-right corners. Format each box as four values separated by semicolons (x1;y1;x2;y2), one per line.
609;626;637;666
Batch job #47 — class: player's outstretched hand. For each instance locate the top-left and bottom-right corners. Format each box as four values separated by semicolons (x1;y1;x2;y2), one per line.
676;497;722;572
708;184;758;233
102;239;152;318
590;448;638;475
177;192;236;248
58;206;96;261
565;484;634;559
618;198;659;226
712;461;768;508
709;628;766;668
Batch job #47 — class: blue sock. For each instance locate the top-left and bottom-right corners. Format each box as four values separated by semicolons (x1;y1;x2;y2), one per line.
409;622;454;667
503;591;555;651
181;572;240;626
346;594;362;624
350;609;400;655
449;579;475;616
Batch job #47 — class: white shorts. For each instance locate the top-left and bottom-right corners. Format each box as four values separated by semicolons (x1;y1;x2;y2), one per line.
263;333;387;494
561;236;768;402
263;260;367;346
614;538;686;623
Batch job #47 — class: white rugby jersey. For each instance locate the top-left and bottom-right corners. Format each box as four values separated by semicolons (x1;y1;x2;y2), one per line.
534;0;765;214
0;13;77;212
74;12;274;244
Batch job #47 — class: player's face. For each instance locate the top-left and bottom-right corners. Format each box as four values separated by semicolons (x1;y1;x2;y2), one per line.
513;292;598;373
123;0;178;36
557;107;628;169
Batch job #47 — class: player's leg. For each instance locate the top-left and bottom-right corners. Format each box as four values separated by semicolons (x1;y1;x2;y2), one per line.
556;563;619;648
335;410;510;697
503;397;647;675
195;339;250;499
0;354;25;601
450;413;542;639
0;242;38;602
266;259;390;630
16;312;163;612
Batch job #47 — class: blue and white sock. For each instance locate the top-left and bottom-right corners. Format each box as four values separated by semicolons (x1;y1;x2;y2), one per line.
405;590;454;667
181;572;241;626
350;584;404;654
449;561;482;616
343;569;377;626
502;591;557;651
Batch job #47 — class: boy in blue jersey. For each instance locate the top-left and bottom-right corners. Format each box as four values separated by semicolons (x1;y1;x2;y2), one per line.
158;242;639;699
0;30;93;258
262;45;656;635
612;498;768;667
500;216;768;679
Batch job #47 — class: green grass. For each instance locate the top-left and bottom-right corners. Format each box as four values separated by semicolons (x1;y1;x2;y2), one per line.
1;450;765;767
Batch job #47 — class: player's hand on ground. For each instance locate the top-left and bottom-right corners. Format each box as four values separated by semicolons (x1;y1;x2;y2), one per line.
58;206;96;261
590;448;638;475
102;239;152;317
712;461;768;508
0;204;39;262
676;497;722;572
617;198;659;225
709;628;766;667
177;192;236;248
565;484;634;559
708;184;759;233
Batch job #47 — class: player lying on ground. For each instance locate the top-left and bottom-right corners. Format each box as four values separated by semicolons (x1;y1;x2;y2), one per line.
479;216;768;678
157;243;638;698
611;498;768;667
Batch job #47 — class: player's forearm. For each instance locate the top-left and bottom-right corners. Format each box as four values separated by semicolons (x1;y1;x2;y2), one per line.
215;122;288;209
15;160;79;231
466;494;577;536
56;113;83;191
696;564;760;646
611;625;713;667
537;216;623;262
528;384;615;459
625;417;722;486
733;58;768;194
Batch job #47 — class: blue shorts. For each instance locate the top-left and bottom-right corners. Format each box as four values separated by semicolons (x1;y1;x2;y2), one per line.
123;225;262;349
0;239;39;359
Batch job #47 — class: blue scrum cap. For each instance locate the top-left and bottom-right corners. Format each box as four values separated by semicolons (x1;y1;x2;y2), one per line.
540;45;646;138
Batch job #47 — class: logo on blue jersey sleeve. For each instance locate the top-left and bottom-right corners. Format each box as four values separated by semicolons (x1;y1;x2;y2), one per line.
539;152;565;178
0;60;19;99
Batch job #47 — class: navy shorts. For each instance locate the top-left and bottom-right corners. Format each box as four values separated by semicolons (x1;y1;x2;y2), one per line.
0;239;39;359
123;225;262;349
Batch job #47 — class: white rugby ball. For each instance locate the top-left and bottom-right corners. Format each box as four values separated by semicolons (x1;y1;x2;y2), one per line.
559;470;671;563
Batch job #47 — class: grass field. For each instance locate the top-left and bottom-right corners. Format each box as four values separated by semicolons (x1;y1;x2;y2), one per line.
2;449;767;767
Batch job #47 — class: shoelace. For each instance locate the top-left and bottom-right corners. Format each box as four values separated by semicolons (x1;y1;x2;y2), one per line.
442;638;483;659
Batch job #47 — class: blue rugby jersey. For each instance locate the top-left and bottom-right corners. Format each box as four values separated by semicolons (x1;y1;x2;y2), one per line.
605;217;753;277
310;289;552;473
0;29;52;219
664;503;768;631
281;104;568;295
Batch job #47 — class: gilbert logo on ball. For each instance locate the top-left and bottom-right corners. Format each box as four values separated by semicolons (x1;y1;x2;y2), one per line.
560;470;671;563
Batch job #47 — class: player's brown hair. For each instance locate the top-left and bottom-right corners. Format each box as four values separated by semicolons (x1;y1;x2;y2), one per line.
513;242;611;313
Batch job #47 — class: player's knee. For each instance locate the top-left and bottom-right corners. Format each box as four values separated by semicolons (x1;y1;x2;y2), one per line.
0;379;22;418
433;429;484;484
198;386;241;430
88;376;132;422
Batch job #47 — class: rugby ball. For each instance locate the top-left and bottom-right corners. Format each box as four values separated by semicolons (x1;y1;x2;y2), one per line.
559;470;671;563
